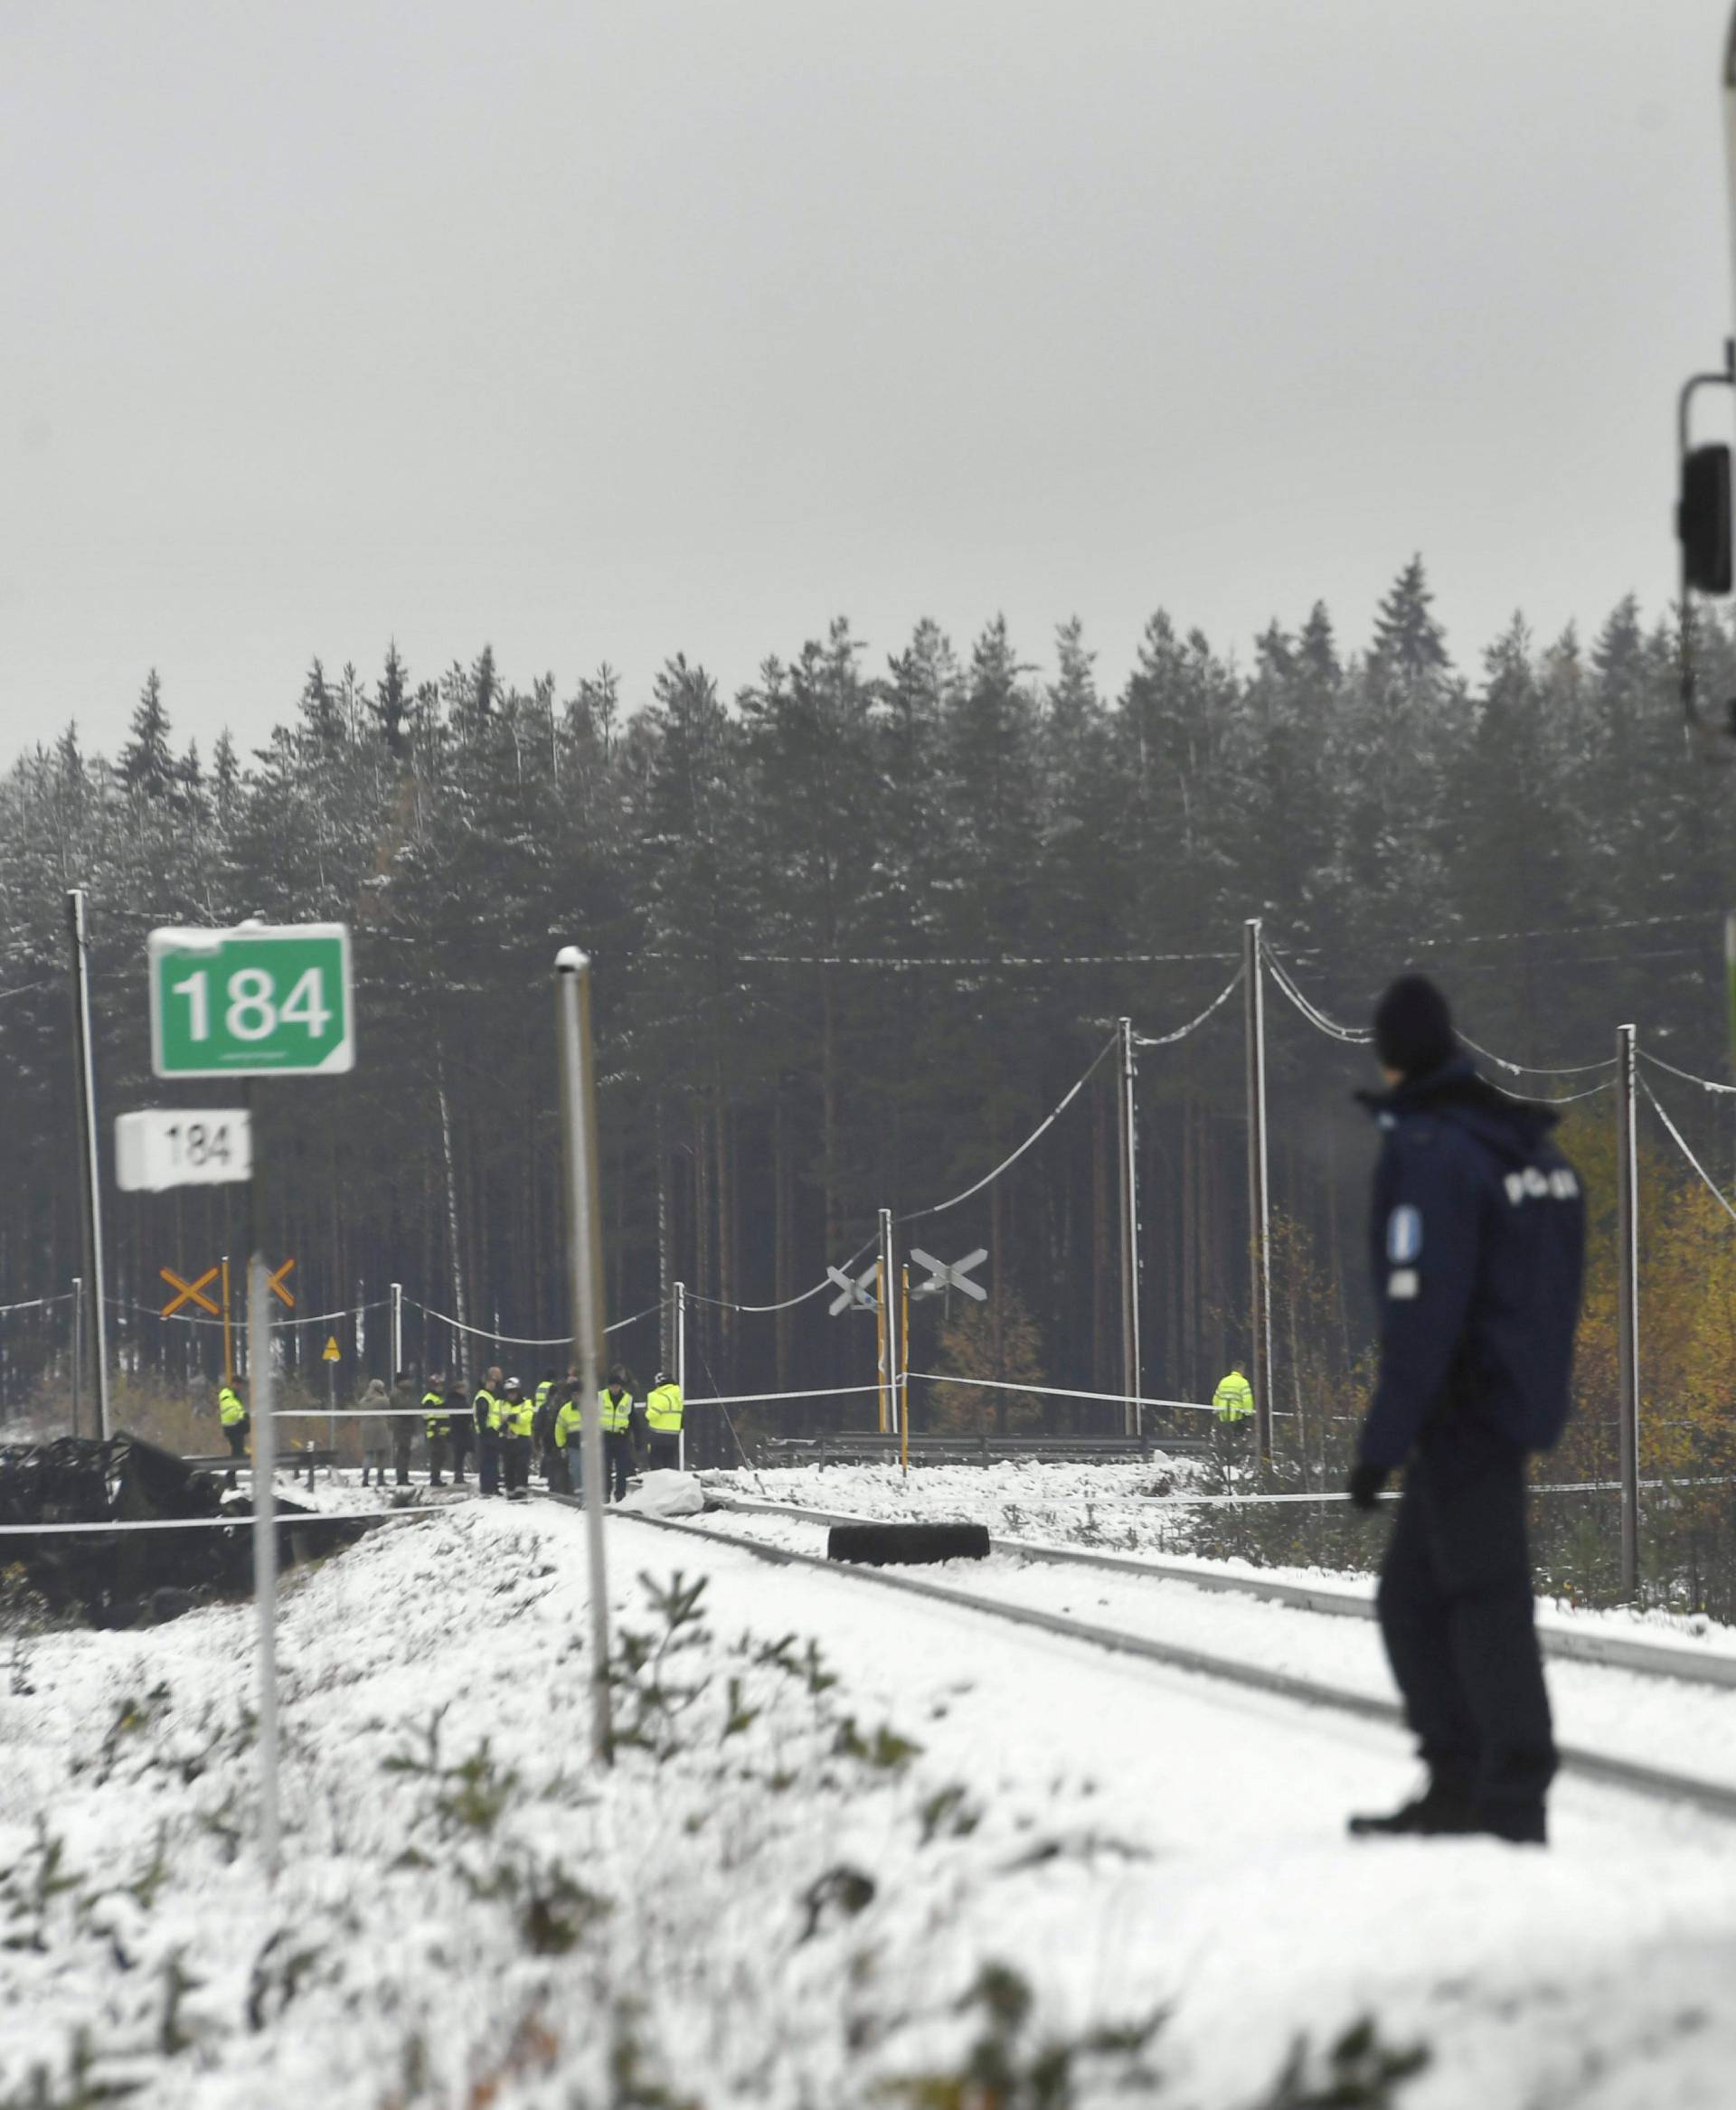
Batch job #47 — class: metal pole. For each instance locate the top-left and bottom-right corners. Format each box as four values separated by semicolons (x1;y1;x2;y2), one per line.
222;1255;233;1387
248;1251;280;1879
1243;918;1274;1467
71;1276;83;1438
66;889;110;1440
555;947;614;1766
391;1280;403;1379
1616;1022;1641;1599
874;1264;888;1435
1116;1016;1142;1437
675;1279;687;1473
900;1264;910;1476
242;1070;281;1880
878;1207;899;1436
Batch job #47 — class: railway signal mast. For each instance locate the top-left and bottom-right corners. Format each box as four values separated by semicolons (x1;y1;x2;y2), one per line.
1675;10;1736;745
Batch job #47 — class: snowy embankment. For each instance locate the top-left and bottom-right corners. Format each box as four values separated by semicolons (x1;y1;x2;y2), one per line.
1;1496;1734;2107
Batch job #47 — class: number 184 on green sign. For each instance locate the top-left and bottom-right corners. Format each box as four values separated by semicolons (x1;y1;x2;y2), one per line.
149;924;354;1077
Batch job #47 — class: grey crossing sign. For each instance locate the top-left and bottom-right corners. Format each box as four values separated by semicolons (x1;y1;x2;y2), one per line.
910;1247;988;1302
826;1264;881;1316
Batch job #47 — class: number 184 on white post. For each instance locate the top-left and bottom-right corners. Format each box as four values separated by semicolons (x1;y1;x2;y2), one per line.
116;1109;253;1192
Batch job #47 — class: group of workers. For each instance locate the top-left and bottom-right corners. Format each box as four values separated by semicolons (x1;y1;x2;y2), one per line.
211;1363;686;1503
417;1363;686;1501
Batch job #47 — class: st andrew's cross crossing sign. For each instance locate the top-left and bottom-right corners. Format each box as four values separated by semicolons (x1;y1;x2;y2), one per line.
149;924;354;1078
910;1248;988;1301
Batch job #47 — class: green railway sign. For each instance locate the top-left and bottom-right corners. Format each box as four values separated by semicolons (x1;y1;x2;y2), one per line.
148;922;354;1078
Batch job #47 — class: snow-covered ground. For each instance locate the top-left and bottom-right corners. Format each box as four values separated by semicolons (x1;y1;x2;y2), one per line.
5;1490;1736;2107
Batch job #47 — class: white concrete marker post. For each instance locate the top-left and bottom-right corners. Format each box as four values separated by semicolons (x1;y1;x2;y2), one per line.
555;947;614;1766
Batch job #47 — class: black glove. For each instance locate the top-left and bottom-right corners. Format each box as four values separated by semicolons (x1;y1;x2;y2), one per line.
1347;1463;1389;1513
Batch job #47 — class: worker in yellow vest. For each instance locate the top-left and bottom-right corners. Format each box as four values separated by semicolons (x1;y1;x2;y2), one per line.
599;1367;636;1502
1212;1362;1255;1483
533;1371;557;1485
552;1369;584;1495
474;1364;505;1498
217;1380;250;1459
644;1368;684;1471
422;1372;453;1487
498;1377;535;1498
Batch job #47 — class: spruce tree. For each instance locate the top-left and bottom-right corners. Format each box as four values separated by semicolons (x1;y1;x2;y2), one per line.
118;670;176;799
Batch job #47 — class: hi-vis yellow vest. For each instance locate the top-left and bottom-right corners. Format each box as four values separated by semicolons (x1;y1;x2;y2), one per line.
645;1381;684;1433
599;1387;633;1434
1212;1371;1255;1422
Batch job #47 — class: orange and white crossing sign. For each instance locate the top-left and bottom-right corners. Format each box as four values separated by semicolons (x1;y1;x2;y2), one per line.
267;1257;297;1309
160;1264;221;1318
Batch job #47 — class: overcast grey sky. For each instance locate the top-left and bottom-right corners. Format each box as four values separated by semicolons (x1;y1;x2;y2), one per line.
2;1;1731;765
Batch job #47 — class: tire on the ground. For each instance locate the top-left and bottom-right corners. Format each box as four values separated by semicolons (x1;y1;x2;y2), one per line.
826;1521;990;1567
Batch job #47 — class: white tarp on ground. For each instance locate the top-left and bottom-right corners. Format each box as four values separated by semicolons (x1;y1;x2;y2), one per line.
619;1466;706;1517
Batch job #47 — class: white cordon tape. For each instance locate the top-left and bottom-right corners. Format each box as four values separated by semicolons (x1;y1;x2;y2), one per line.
0;1506;421;1536
912;1371;1219;1415
0;1294;71;1316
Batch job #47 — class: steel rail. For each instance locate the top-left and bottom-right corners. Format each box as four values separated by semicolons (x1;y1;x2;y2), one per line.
576;1501;1736;1823
699;1493;1736;1693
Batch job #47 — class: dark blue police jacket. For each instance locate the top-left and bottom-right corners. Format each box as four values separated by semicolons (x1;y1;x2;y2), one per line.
1357;1056;1585;1470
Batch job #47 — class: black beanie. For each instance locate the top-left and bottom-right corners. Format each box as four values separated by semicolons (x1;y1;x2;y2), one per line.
1373;975;1456;1079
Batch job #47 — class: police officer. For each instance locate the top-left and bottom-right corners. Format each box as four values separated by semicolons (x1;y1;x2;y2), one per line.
422;1371;453;1487
1347;975;1584;1847
599;1367;636;1502
474;1364;504;1498
499;1376;534;1498
1211;1362;1253;1482
644;1368;684;1471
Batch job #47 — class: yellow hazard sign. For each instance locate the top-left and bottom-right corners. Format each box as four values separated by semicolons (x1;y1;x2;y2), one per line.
322;1335;342;1363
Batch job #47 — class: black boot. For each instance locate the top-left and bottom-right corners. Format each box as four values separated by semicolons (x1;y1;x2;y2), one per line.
1477;1800;1547;1846
1349;1776;1477;1839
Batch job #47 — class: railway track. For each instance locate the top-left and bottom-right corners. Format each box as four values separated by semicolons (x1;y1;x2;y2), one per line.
565;1495;1736;1826
704;1491;1736;1691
